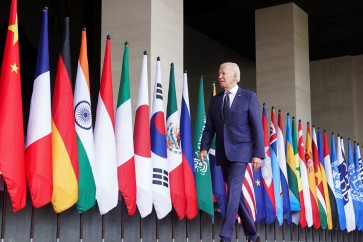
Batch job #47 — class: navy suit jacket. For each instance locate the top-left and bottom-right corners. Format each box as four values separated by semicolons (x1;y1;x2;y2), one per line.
201;87;264;165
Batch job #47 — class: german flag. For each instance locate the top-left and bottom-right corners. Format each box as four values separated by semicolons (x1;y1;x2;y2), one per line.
51;17;78;213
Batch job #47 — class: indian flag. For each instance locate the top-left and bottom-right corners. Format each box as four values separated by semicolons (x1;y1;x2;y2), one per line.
74;28;96;213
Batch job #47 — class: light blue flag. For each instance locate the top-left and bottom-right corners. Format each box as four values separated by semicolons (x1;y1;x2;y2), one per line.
350;141;363;231
359;145;363;182
270;107;283;225
355;143;363;232
331;135;346;230
340;138;356;232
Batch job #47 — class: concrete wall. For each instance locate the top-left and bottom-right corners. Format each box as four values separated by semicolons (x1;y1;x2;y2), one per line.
352;55;363;144
184;25;256;119
101;0;183;115
310;55;363;143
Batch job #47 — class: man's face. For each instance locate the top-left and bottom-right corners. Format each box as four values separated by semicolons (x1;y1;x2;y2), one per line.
218;64;237;91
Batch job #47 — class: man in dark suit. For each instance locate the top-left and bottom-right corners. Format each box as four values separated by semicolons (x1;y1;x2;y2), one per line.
200;62;264;242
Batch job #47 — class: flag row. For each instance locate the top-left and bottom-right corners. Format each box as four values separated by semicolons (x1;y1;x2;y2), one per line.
1;2;362;233
230;104;363;232
0;2;202;220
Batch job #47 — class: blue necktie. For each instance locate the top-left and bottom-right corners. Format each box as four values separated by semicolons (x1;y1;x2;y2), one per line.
223;91;230;120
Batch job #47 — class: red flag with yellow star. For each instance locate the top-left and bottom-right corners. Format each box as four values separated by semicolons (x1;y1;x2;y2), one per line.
0;0;26;212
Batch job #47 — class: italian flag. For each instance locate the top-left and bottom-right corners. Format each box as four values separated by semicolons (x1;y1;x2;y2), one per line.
116;42;136;216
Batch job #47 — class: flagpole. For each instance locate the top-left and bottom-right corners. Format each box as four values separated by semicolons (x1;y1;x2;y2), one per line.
172;211;175;242
56;214;60;242
156;214;160;242
1;186;7;242
79;213;83;242
121;199;124;242
274;221;276;242
140;218;143;242
30;206;35;242
200;211;202;242
101;215;105;242
304;226;307;242
186;218;189;242
282;222;285;242
212;220;215;242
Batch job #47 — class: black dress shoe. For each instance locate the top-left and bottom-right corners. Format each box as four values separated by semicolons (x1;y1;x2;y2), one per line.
219;240;226;242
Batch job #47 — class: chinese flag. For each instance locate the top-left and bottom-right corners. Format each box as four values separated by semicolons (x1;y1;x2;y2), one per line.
0;0;26;212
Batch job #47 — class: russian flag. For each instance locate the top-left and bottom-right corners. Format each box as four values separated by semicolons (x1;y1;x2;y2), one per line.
180;71;198;220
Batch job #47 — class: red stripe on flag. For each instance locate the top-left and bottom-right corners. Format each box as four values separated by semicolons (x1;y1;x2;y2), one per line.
100;39;115;129
52;56;78;177
25;134;52;208
134;105;151;157
117;156;136;216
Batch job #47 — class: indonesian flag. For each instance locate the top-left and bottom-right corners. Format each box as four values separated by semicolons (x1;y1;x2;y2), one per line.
116;42;136;216
25;7;52;208
166;63;185;220
0;0;26;212
74;28;96;213
94;36;118;215
51;18;78;213
134;52;153;218
150;58;172;219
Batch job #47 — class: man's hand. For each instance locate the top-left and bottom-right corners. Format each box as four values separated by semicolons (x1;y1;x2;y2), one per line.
199;150;208;165
252;157;263;171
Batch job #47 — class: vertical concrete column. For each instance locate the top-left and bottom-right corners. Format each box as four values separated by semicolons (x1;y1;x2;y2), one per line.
256;3;311;124
101;0;183;112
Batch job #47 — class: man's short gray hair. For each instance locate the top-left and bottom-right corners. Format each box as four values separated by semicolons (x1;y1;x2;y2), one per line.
221;62;240;82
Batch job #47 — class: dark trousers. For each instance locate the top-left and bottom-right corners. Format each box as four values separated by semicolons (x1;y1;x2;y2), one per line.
220;162;257;242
